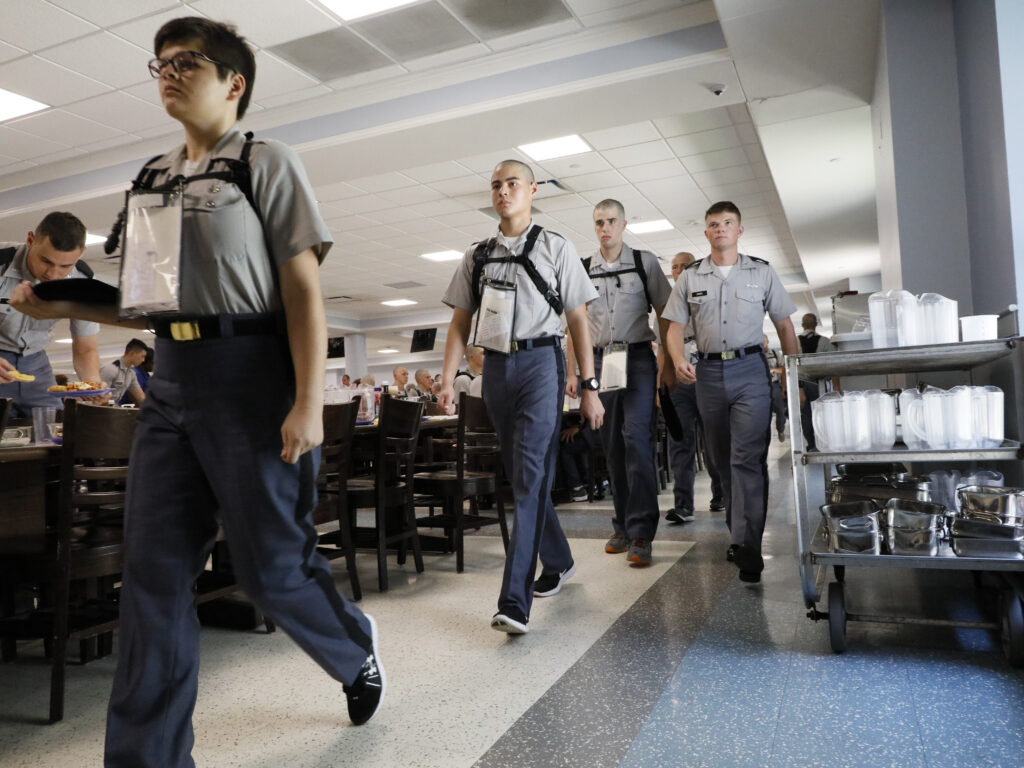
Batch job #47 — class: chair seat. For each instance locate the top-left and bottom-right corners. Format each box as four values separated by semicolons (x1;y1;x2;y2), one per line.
413;470;496;496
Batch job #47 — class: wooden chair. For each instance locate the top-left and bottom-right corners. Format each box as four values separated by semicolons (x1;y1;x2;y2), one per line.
413;392;509;572
311;399;362;601
0;396;11;434
0;400;138;723
347;395;425;591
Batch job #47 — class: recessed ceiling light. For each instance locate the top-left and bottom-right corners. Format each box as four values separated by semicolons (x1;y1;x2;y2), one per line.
518;135;591;162
317;0;416;21
420;250;463;262
0;87;48;122
626;219;674;234
378;348;398;354
55;338;73;344
381;298;417;307
85;233;105;246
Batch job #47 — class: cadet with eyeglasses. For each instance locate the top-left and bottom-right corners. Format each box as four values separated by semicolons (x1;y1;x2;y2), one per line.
11;17;384;766
566;199;672;567
438;159;603;635
662;201;798;583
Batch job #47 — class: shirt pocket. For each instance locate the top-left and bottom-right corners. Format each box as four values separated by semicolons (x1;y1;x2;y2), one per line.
687;291;712;317
734;286;765;323
516;260;560;325
619;272;645;296
182;183;249;264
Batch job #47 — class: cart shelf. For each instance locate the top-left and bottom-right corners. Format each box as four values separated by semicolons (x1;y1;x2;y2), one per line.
800;440;1022;465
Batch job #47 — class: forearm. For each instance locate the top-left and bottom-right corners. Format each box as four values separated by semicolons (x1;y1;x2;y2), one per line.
564;309;596;378
565;331;578;375
665;321;687;366
441;309;472;387
71;338;101;384
281;256;326;410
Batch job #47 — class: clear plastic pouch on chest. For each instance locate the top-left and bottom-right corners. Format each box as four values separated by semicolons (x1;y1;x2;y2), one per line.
473;278;517;354
599;344;628;391
119;183;184;319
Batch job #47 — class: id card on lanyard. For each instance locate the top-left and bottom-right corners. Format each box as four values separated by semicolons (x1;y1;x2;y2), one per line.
600;345;628;391
118;182;184;318
473;277;516;354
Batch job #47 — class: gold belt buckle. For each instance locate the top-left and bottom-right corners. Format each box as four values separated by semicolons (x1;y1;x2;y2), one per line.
169;321;201;341
720;349;737;360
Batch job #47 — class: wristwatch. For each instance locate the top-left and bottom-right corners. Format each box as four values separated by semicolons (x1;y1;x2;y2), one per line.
579;377;600;391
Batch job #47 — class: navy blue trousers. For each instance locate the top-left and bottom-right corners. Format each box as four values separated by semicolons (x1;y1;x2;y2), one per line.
105;335;372;768
668;381;724;512
482;343;571;620
594;345;660;541
0;349;58;417
695;353;772;552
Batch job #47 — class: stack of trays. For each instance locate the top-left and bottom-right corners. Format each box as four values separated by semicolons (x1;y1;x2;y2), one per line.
827;472;932;505
881;499;947;556
951;486;1024;559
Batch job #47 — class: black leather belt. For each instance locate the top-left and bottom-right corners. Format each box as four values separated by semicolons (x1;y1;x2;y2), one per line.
594;341;650;354
485;336;559;354
152;314;281;341
698;345;763;361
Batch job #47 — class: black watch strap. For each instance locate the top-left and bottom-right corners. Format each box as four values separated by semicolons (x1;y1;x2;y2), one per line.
580;377;600;391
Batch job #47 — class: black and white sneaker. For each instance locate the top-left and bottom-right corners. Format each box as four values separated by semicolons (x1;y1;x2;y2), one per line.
665;508;695;524
533;561;576;597
491;608;529;634
570;485;589;502
344;614;386;725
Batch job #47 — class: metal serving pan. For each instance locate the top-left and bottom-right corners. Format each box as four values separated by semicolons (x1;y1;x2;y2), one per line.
828;474;932;505
951;537;1024;560
957;486;1024;525
820;501;881;555
948;517;1024;541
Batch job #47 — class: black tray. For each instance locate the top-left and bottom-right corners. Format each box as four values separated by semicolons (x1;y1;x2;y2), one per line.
32;278;119;305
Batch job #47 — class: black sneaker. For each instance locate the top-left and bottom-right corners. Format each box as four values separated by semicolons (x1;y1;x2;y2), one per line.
491;606;529;634
726;544;738;562
733;545;765;574
710;499;726;512
344;614;385;726
570;485;589;502
665;508;695;524
739;569;762;583
533;561;576;597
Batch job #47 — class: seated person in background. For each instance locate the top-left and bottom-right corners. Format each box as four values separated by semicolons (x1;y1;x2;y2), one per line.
361;374;376;388
406;368;434;400
341;374;350;387
119;345;154;405
101;338;148;406
453;345;484;398
392;365;409;394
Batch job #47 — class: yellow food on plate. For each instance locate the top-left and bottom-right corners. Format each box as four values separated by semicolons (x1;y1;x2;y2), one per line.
48;381;102;392
8;370;35;382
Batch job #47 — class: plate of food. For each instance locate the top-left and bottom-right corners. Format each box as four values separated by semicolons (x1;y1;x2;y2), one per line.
48;382;113;398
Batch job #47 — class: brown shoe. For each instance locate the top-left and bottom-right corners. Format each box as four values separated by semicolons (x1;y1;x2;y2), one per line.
627;539;652;567
604;532;630;554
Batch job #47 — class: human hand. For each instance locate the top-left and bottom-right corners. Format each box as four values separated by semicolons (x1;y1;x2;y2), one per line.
565;372;578;398
0;358;16;383
281;403;323;464
580;390;604;430
675;360;697;384
438;385;456;415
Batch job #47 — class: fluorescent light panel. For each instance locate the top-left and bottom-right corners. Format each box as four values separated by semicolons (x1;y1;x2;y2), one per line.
626;219;674;234
55;338;73;344
381;298;417;307
85;233;105;246
318;0;416;20
378;348;398;354
420;250;462;262
518;134;591;162
0;87;48;122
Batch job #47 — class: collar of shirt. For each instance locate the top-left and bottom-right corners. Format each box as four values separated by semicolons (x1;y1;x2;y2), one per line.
696;252;756;276
2;245;34;284
495;221;533;255
595;245;636;270
146;126;244;175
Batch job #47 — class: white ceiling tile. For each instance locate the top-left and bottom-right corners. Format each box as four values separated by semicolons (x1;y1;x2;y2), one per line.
80;134;144;153
430;175;487;197
0;0;98;51
31;147;87;165
133;123;179;140
578;185;643;207
451;193;492;211
403;44;490;73
349;172;416;193
39;32;152;89
582;121;660;150
535;152;610;178
691;164;756;188
337;194;396;214
727;103;752;124
413;198;473;217
432;210;493;229
736;123;759;144
64;90;170;132
0;56;111;106
619;158;684;184
363;206;425;225
315;180;365;202
702;181;762;199
377;185;445;206
255;84;332;110
7;109;124;145
110;7;210;50
45;0;183;28
743;143;769;166
0;159;37;174
0;40;26;64
601;140;673;167
666;126;742;157
486;19;581;51
396;218;443;235
190;0;339;47
0;126;71;160
403;161;473;184
532;193;591;213
653;108;733;138
456;148;530;174
561;169;626;193
251;50;319;101
123;80;164;106
634;175;699;200
324;214;377;230
680;147;750;174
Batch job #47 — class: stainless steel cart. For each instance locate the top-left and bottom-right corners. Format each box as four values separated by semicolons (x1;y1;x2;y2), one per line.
786;338;1024;663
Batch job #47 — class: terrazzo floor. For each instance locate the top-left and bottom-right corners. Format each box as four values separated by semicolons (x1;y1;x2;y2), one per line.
2;440;1024;767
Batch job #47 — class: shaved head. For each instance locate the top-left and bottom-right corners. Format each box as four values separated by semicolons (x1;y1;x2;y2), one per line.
493;159;535;183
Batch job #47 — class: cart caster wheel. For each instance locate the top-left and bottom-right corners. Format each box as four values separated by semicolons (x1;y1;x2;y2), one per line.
828;581;847;654
1000;588;1024;667
834;565;845;583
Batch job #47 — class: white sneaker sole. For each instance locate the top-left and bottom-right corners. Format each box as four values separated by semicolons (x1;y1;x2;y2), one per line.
533;561;577;598
364;614;386;716
490;613;529;634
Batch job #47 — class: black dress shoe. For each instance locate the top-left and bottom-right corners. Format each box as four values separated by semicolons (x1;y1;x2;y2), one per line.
739;570;761;583
726;544;738;562
733;545;765;574
710;499;726;512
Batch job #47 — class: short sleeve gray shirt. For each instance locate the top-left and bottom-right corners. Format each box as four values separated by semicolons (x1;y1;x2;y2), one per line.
585;246;672;347
132;128;332;316
662;253;796;353
442;225;597;340
0;242;100;355
100;359;139;402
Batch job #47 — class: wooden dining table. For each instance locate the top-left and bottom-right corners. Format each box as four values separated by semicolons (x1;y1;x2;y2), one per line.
0;443;60;545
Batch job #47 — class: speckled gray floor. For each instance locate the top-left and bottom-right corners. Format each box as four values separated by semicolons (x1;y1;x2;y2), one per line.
3;440;1023;767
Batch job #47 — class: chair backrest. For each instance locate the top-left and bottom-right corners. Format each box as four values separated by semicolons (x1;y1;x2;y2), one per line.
456;392;500;479
0;397;11;434
320;398;360;488
375;395;424;495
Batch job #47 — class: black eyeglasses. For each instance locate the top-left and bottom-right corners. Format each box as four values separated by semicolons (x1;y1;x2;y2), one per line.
147;50;230;79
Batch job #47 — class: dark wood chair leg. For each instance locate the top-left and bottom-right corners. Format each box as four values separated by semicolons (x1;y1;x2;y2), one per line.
455;495;465;573
406;496;424;573
376;501;389;592
339;503;361;602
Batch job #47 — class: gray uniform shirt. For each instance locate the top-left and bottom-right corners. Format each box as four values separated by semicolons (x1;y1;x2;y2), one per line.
662;253;796;353
0;242;100;355
100;359;139;402
134;128;331;315
443;225;597;340
585;246;672;347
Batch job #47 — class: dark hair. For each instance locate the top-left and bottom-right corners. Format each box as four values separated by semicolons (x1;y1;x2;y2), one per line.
493;159;535;183
35;211;86;252
154;17;256;119
126;338;149;354
705;200;742;224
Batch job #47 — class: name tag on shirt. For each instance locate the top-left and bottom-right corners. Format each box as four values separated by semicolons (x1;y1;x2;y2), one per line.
690;290;708;298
